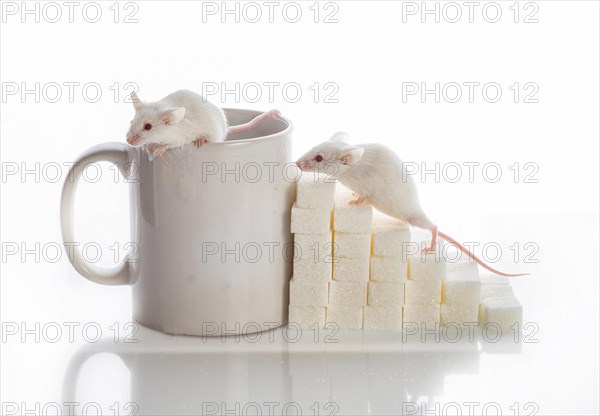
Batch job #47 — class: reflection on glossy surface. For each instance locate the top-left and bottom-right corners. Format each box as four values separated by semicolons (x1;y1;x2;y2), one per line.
63;327;521;415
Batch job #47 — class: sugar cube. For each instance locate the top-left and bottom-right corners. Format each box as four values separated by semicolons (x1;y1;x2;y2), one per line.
326;305;363;329
289;279;329;306
333;198;373;234
441;304;479;326
333;257;369;282
370;256;408;282
404;281;441;305
481;285;514;301
480;274;510;286
408;252;447;281
329;281;367;306
333;232;371;259
363;306;403;330
479;296;522;330
403;304;440;330
293;257;331;282
294;233;332;261
288;306;326;329
291;202;331;234
368;282;404;306
446;257;479;275
296;172;336;210
372;215;412;258
443;277;481;305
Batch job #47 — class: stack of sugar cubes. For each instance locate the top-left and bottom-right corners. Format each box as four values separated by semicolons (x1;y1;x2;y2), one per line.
439;257;480;328
288;173;523;331
404;249;446;330
366;215;410;330
329;188;373;329
444;259;523;330
288;173;336;328
479;273;523;330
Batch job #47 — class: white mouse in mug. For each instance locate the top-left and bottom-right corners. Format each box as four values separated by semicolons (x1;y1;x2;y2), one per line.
126;89;280;159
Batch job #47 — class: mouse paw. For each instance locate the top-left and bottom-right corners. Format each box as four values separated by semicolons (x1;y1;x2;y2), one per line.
423;245;437;253
152;144;169;159
348;196;367;206
193;136;209;148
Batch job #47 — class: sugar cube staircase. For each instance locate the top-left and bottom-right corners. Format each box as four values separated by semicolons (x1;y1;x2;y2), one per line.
289;173;523;331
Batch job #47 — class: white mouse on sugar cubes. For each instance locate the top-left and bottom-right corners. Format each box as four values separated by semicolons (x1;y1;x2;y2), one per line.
295;132;527;277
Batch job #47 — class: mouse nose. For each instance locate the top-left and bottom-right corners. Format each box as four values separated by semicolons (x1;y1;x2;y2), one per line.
127;134;140;145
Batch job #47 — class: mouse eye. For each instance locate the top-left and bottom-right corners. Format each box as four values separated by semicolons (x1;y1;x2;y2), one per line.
315;155;323;162
143;123;152;131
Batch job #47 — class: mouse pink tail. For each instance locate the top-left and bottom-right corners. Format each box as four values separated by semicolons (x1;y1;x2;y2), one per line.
437;230;529;277
227;109;281;135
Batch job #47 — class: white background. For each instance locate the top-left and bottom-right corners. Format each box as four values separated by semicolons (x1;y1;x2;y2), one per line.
1;1;599;415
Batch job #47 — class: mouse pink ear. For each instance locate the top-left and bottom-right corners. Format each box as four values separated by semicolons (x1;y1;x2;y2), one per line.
131;92;142;110
341;146;364;165
161;107;186;125
330;131;349;143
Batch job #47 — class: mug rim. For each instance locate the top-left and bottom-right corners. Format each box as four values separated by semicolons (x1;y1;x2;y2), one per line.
220;107;293;144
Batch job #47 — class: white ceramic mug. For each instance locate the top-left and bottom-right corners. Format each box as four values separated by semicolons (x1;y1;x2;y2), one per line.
61;109;295;335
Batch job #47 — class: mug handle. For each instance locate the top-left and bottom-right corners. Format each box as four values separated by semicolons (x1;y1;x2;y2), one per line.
60;142;135;285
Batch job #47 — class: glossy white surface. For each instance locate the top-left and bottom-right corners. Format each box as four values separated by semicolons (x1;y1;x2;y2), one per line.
1;214;598;415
